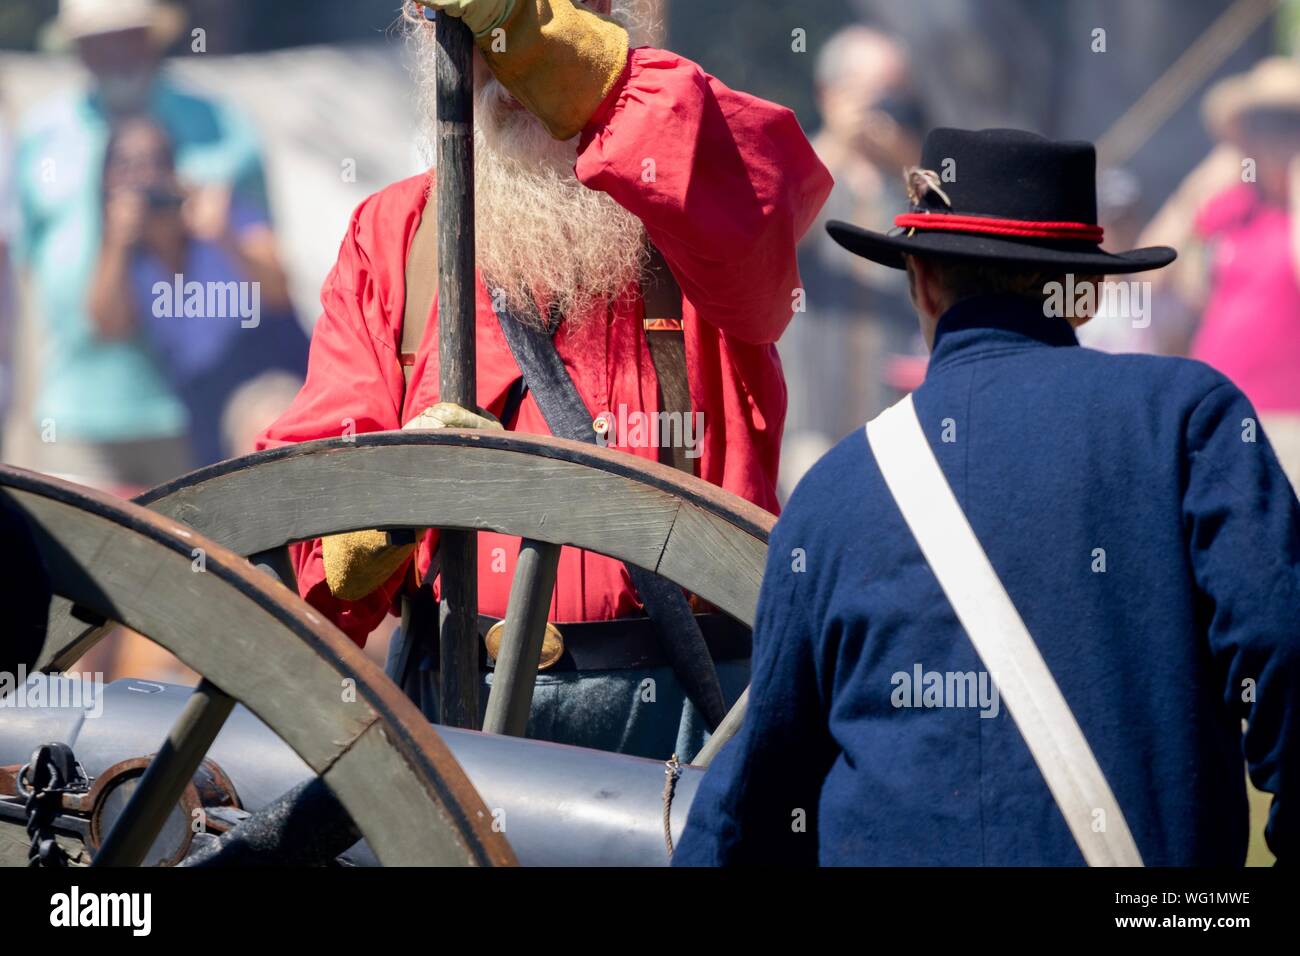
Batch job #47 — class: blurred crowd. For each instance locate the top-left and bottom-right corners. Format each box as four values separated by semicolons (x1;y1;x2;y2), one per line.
2;0;308;495
2;0;1299;680
779;7;1300;494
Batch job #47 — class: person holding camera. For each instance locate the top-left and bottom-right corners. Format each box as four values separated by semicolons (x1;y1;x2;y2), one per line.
14;0;275;490
85;117;300;479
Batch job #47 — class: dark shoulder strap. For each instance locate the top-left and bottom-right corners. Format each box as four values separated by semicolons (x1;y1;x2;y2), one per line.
401;192;440;398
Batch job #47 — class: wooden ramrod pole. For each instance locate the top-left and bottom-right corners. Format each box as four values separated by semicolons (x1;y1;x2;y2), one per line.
434;14;479;729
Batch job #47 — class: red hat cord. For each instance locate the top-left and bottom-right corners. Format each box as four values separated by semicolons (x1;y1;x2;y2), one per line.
897;165;1104;242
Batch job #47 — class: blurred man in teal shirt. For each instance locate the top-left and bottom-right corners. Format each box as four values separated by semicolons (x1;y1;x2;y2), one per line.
1;120;18;446
14;0;269;489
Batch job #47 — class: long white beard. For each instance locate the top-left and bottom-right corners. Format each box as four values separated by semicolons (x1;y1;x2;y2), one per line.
471;79;647;326
409;0;660;327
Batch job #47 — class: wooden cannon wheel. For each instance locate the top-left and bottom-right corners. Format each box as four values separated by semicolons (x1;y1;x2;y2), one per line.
0;465;515;867
36;431;773;763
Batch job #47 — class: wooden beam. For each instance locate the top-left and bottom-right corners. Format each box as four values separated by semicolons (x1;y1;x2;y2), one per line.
434;12;481;731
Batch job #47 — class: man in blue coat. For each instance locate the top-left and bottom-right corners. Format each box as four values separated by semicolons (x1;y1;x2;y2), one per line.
675;128;1299;866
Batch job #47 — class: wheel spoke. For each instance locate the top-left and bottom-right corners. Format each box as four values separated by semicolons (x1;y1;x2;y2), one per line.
91;679;235;866
482;540;562;736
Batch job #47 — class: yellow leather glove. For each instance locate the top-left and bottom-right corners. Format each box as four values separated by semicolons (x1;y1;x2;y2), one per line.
413;0;518;38
321;528;417;602
482;0;629;141
403;402;504;432
321;404;504;601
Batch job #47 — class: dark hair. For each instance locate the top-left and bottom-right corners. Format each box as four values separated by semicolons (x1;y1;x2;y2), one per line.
916;258;1071;307
102;117;180;211
102;116;175;176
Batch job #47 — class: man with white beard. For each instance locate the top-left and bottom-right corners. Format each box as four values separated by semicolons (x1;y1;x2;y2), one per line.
258;0;832;759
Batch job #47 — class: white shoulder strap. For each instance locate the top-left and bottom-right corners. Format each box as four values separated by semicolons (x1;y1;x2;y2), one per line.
866;395;1143;867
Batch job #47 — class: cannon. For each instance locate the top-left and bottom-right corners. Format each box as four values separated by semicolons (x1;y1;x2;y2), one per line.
0;678;706;866
0;430;770;866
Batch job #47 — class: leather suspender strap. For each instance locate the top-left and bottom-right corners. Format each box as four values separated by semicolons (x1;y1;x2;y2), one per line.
401;192;440;396
865;395;1143;867
641;244;693;475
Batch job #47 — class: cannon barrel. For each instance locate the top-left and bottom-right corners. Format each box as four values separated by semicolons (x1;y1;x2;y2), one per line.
0;679;703;867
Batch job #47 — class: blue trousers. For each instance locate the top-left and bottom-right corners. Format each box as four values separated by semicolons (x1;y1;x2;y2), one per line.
385;633;749;763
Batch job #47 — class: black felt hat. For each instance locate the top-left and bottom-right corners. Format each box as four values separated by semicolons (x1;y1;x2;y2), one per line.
826;128;1176;275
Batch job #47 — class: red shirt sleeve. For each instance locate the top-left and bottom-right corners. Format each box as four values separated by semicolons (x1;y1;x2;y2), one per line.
256;186;417;645
576;47;833;345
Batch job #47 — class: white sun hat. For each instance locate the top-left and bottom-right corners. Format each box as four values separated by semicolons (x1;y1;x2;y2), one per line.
50;0;185;45
1203;56;1300;140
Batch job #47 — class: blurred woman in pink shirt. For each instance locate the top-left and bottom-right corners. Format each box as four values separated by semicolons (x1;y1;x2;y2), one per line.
1145;59;1300;488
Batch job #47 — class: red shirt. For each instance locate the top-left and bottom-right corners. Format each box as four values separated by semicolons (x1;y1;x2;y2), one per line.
257;47;833;645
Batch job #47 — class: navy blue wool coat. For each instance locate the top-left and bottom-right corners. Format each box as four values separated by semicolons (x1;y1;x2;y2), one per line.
675;294;1300;866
